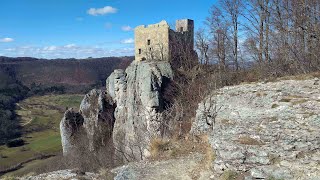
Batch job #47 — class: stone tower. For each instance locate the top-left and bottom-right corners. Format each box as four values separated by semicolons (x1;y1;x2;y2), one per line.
134;19;194;62
175;19;194;47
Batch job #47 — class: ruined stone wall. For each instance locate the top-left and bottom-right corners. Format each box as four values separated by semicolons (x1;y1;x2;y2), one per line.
134;19;194;62
175;19;194;46
135;20;170;61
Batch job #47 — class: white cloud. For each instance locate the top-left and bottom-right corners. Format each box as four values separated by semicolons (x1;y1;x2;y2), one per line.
121;25;132;31
87;6;118;16
43;46;57;51
121;38;134;44
5;48;14;51
0;45;134;59
0;37;14;43
64;44;77;48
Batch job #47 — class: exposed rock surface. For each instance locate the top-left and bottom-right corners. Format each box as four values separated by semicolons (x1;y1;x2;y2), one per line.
191;78;320;179
106;61;173;161
60;89;115;155
18;153;212;180
60;110;84;155
19;170;99;180
111;153;213;180
60;61;173;161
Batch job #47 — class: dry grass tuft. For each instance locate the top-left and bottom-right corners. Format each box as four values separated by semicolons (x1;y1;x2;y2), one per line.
98;168;115;180
237;136;265;146
256;92;267;97
149;135;216;164
292;99;308;105
1;175;17;180
277;71;320;81
268;154;281;165
150;138;172;158
279;98;291;102
199;135;216;169
219;170;238;180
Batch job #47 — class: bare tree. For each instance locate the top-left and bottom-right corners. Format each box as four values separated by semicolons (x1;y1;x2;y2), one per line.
195;28;210;65
221;0;243;70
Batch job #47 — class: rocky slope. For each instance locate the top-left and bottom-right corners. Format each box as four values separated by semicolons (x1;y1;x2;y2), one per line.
18;153;213;180
60;60;173;161
191;78;320;179
21;76;320;180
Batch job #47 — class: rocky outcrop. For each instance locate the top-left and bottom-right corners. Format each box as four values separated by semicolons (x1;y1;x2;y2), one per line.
19;169;99;180
106;61;173;161
191;78;320;179
60;89;115;156
60;110;84;155
60;61;173;161
111;153;213;180
80;89;115;152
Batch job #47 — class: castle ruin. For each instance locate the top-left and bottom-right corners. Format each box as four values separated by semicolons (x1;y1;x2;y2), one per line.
135;19;194;61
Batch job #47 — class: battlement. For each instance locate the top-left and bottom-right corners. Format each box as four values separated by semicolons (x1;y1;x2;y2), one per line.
136;20;170;29
134;19;194;62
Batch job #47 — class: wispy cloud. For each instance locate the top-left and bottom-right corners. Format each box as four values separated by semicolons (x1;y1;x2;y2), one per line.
43;46;57;51
121;38;134;44
0;37;14;43
2;44;134;59
64;44;77;48
87;6;118;16
121;25;132;31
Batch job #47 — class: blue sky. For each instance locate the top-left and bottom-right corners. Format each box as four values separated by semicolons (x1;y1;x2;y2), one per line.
0;0;215;59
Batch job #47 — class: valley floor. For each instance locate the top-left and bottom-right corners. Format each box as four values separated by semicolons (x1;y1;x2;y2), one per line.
0;94;83;177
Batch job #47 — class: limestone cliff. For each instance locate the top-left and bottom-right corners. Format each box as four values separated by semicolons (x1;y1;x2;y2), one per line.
191;78;320;179
60;61;173;161
60;89;115;156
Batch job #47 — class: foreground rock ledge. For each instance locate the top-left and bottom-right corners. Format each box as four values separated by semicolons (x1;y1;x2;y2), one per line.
191;78;320;179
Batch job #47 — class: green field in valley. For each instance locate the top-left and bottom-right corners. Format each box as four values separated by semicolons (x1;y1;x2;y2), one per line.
0;94;83;177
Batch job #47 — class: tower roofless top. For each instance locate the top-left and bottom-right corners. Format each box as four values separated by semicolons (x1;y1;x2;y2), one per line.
134;19;194;61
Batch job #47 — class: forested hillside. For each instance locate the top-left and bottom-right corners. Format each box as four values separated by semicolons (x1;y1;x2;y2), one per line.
0;69;28;144
0;56;132;93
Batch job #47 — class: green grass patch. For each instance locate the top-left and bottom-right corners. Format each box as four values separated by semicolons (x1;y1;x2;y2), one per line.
0;94;83;173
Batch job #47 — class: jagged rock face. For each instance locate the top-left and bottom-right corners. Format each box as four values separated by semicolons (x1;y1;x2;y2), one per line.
80;89;115;152
191;78;320;179
60;89;115;156
60;110;84;155
106;61;173;161
60;61;173;162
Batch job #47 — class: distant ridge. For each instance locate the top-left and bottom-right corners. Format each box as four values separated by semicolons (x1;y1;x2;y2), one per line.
0;56;133;93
